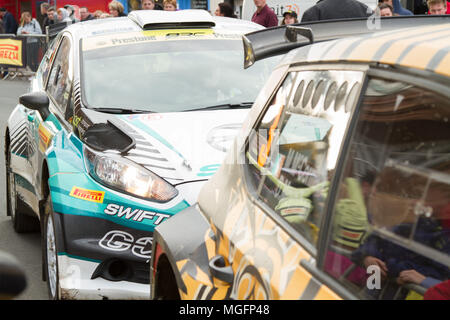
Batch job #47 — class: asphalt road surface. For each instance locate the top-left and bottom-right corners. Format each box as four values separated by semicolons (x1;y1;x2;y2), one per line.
0;79;48;300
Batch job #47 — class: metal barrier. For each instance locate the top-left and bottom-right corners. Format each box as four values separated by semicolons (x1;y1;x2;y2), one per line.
21;34;47;72
0;34;47;80
0;22;70;81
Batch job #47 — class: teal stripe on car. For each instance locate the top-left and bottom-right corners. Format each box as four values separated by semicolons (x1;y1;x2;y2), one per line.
46;113;63;131
50;184;190;232
126;117;186;160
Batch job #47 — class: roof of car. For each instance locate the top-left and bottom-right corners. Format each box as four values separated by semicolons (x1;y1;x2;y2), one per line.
287;23;450;78
67;10;263;40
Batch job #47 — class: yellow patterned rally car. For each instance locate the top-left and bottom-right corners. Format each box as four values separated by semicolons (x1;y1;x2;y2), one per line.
150;17;450;300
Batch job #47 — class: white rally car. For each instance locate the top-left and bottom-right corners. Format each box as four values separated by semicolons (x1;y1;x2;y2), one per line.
4;10;279;299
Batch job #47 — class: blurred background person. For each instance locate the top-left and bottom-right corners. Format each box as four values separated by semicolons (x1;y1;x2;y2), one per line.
142;0;164;10
44;6;57;29
427;0;449;14
17;11;42;35
109;1;127;17
0;7;18;34
142;0;155;9
80;6;95;21
163;0;178;11
377;2;395;15
39;2;49;30
215;2;237;17
251;0;278;27
94;10;104;19
301;0;372;22
17;11;42;72
378;0;413;15
280;10;298;25
129;0;141;10
414;0;429;13
64;5;79;23
57;8;73;23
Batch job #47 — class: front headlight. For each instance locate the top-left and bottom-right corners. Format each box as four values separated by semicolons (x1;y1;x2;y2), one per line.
84;147;178;202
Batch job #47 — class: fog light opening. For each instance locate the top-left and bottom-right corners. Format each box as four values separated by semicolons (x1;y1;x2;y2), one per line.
91;258;131;282
108;259;128;280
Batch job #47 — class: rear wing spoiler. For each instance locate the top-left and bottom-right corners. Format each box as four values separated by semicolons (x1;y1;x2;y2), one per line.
243;15;450;69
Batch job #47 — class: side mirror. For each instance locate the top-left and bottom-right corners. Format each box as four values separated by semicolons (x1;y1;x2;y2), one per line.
19;92;50;120
0;251;27;299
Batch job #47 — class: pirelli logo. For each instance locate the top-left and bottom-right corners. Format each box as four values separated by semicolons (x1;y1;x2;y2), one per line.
70;187;105;203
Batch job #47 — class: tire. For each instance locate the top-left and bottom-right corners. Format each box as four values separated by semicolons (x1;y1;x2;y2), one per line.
5;143;39;233
43;195;60;300
154;256;180;300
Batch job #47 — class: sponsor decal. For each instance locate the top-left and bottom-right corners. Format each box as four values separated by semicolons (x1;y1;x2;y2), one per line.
72;114;82;127
38;124;52;152
126;114;163;121
337;228;365;242
0;37;24;67
70;186;105;203
0;44;18;58
90;27;135;36
99;230;153;259
83;29;224;51
104;203;170;225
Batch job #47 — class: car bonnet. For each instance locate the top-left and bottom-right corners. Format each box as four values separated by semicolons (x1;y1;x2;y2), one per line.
78;108;250;185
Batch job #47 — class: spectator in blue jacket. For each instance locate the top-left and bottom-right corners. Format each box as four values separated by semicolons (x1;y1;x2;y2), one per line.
0;7;18;34
379;0;414;15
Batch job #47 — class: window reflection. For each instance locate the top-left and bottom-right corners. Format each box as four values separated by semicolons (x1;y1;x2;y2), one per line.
246;70;365;247
326;77;450;300
47;37;72;112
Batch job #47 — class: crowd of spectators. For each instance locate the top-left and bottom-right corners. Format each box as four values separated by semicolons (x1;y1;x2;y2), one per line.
250;0;448;26
0;0;448;75
1;0;448;34
0;0;186;35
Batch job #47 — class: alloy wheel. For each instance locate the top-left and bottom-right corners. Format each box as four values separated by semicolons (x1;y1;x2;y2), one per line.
46;213;58;299
7;166;16;220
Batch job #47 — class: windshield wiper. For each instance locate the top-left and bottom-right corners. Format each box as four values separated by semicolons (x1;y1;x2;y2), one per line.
91;107;154;114
185;102;254;112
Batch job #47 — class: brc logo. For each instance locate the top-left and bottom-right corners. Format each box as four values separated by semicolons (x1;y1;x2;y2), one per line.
70;186;105;203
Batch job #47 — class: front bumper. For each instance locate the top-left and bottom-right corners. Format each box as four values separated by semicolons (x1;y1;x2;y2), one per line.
53;211;154;299
57;254;149;300
50;172;205;299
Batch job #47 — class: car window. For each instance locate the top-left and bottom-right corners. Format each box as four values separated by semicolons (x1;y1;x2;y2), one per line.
47;36;72;114
245;69;365;249
323;77;450;300
81;36;279;112
39;35;61;88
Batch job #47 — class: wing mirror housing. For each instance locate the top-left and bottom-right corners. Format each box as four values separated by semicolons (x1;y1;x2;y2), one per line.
19;92;50;120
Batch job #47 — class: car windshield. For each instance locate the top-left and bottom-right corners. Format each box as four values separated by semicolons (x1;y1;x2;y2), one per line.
81;34;279;113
